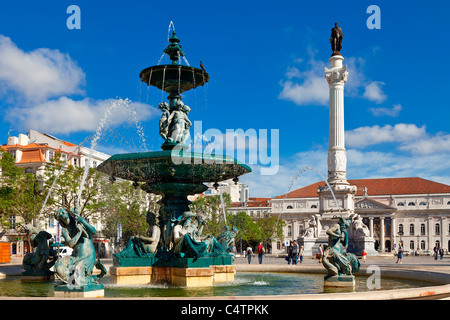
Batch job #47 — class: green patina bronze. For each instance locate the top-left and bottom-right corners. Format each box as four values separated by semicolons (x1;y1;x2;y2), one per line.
53;207;107;288
98;30;250;271
22;224;57;279
322;216;361;281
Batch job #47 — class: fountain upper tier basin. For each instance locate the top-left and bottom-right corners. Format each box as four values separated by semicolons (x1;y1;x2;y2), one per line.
97;150;251;193
139;64;209;94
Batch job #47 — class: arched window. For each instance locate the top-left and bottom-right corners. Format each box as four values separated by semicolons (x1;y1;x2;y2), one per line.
421;224;426;235
311;205;317;208
447;201;450;205
408;202;416;206
421;240;426;250
409;224;414;235
286;205;293;209
397;202;405;206
419;202;427;206
287;225;292;237
398;224;404;235
435;223;441;236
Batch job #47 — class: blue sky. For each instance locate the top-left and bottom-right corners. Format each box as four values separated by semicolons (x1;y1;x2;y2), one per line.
0;1;449;197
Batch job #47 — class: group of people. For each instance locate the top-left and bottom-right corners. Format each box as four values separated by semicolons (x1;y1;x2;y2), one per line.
286;240;304;265
245;242;265;264
433;245;446;261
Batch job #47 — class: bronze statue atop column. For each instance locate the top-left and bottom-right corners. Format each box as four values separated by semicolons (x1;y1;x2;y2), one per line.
330;22;343;55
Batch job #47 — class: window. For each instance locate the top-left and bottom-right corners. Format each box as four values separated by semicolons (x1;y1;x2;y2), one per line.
49;218;54;228
410;241;415;250
73;158;78;166
421;240;426;250
398;224;404;235
287;226;292;237
9;215;16;229
286;205;293;209
421;224;426;235
93;161;98;167
49;151;54;160
419;202;427;206
408;202;416;206
447;201;450;205
311;205;317;208
397;202;405;206
409;224;414;235
435;223;441;236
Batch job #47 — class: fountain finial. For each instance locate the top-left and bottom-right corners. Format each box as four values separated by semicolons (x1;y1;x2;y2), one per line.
164;31;185;64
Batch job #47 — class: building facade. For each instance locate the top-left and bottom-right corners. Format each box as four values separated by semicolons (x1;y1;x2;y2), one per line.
231;177;450;256
0;130;111;257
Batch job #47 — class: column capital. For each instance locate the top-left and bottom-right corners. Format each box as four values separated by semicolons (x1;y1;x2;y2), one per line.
325;65;348;85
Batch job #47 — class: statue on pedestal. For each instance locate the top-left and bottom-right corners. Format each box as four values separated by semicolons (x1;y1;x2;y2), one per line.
115;212;161;258
22;224;57;275
54;207;107;286
322;216;360;279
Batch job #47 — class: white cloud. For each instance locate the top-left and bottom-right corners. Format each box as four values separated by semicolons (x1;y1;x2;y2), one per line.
8;97;158;135
278;50;387;107
399;133;450;155
345;124;426;149
363;81;387;103
368;104;402;117
0;35;85;103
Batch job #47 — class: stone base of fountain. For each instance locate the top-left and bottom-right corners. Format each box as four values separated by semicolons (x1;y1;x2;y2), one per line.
21;270;55;282
54;284;104;298
110;256;235;287
323;274;355;291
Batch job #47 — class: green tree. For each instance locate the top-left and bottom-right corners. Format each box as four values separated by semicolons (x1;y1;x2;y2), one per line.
40;154;105;220
0;149;48;250
256;215;285;250
227;211;261;253
190;193;231;237
99;180;156;245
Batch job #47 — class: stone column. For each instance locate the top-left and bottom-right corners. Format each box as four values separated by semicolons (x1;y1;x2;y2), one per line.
325;55;349;186
441;217;447;249
369;217;374;238
391;217;396;250
428;217;433;250
380;217;385;252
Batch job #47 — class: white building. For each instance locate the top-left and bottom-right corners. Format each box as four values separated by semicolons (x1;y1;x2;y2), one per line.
204;178;249;203
0;130;111;257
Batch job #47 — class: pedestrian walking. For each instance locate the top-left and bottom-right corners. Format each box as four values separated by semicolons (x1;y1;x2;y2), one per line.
287;242;293;264
439;248;445;260
362;249;367;263
317;244;323;263
246;244;253;264
257;242;265;264
292;240;299;265
433;245;439;260
299;245;304;263
396;244;403;264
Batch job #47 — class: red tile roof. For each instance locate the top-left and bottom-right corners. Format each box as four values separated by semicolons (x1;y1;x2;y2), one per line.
275;177;450;199
19;149;45;163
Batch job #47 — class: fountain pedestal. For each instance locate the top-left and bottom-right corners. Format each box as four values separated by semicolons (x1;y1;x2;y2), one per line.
54;284;104;298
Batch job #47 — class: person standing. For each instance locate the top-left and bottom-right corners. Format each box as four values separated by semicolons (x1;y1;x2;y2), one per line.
287;242;293;264
246;244;253;264
299;245;304;263
439;247;445;260
317;244;324;263
257;242;265;264
362;249;367;263
396;244;403;264
433;245;439;260
292;240;299;265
